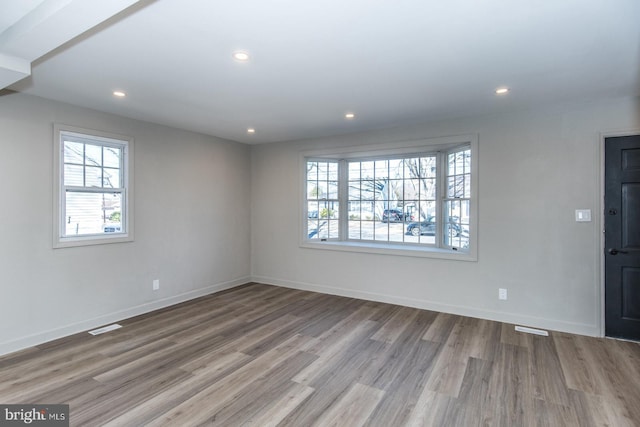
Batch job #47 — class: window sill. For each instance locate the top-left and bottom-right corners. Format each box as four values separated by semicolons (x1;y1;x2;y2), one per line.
54;233;134;249
300;240;477;261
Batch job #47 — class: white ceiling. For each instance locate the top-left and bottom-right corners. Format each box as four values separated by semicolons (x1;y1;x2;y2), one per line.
2;0;640;144
0;0;45;33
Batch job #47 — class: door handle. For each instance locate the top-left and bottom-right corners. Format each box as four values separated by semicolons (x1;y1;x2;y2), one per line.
608;248;629;255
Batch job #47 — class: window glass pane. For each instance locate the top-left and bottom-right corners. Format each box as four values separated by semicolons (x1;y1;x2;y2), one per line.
103;168;120;188
418;201;436;221
307;220;320;239
307;181;318;199
389;159;403;177
327;220;339;239
317;181;328;199
348;183;360;200
317;162;330;181
460;199;471;225
328;162;338;180
307;162;318;181
361;161;374;179
315;163;325;181
348;220;361;239
464;174;471;198
455;151;466;175
64;141;84;164
363;203;375;220
375;160;389;179
389;224;404;242
348;202;360;218
85;166;103;188
403;159;417;180
316;201;337;219
65;192;122;236
375;221;389;241
446;148;471;200
387;179;401;201
379;180;394;201
421;157;437;178
308;202;319;218
361;181;375;200
361;221;374;240
423;178;437;199
85;144;102;166
419;234;437;245
326;202;339;219
455;176;465;198
103;146;121;168
404;179;419;199
448;199;470;232
64;164;83;186
317;222;329;239
445;200;470;249
403;203;418;222
348;162;360;181
104;194;122;225
328;181;338;199
448;176;465;198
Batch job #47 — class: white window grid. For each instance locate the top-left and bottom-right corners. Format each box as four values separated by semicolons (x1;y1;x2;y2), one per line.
444;147;471;250
304;145;471;251
54;125;133;248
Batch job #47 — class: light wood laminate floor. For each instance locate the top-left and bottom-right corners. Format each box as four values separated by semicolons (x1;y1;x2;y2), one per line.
1;283;639;426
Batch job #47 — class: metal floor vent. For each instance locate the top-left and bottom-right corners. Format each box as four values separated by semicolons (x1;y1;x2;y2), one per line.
515;325;549;336
88;324;122;336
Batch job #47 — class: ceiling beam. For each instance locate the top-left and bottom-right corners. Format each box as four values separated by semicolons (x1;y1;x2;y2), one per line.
0;0;143;89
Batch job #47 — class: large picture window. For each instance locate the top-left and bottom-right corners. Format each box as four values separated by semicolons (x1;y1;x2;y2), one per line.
54;125;134;248
302;135;477;260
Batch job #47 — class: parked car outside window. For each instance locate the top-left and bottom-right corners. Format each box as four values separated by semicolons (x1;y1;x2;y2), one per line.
382;209;414;223
405;217;462;236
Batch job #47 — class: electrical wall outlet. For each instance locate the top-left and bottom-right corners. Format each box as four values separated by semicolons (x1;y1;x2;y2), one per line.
152;279;160;291
498;288;507;300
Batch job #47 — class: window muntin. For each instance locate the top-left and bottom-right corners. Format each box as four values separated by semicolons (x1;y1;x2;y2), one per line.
54;126;133;248
303;143;472;254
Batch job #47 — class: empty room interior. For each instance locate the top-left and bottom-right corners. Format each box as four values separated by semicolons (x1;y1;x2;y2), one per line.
1;1;639;425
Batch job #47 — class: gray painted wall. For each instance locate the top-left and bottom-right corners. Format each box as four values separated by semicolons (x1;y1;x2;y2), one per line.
251;96;640;336
2;92;638;356
0;93;252;355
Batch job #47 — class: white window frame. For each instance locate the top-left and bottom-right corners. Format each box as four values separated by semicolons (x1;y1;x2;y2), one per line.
300;134;478;261
53;124;134;248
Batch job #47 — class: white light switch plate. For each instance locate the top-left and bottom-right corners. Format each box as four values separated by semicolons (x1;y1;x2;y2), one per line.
575;209;591;222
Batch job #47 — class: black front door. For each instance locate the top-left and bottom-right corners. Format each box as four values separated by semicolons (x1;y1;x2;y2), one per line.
605;135;640;340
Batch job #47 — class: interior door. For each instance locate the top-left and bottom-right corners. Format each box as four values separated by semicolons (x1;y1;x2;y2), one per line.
605;135;640;340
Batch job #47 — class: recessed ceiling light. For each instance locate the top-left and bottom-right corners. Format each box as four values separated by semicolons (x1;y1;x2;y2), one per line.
345;112;355;119
113;91;126;97
495;87;509;95
233;51;250;61
247;128;256;134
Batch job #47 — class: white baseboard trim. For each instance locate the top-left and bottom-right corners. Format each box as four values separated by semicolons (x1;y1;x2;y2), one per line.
252;275;600;337
0;276;250;357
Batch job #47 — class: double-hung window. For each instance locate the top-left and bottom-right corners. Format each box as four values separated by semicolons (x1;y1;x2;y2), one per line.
302;135;477;260
53;125;134;248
